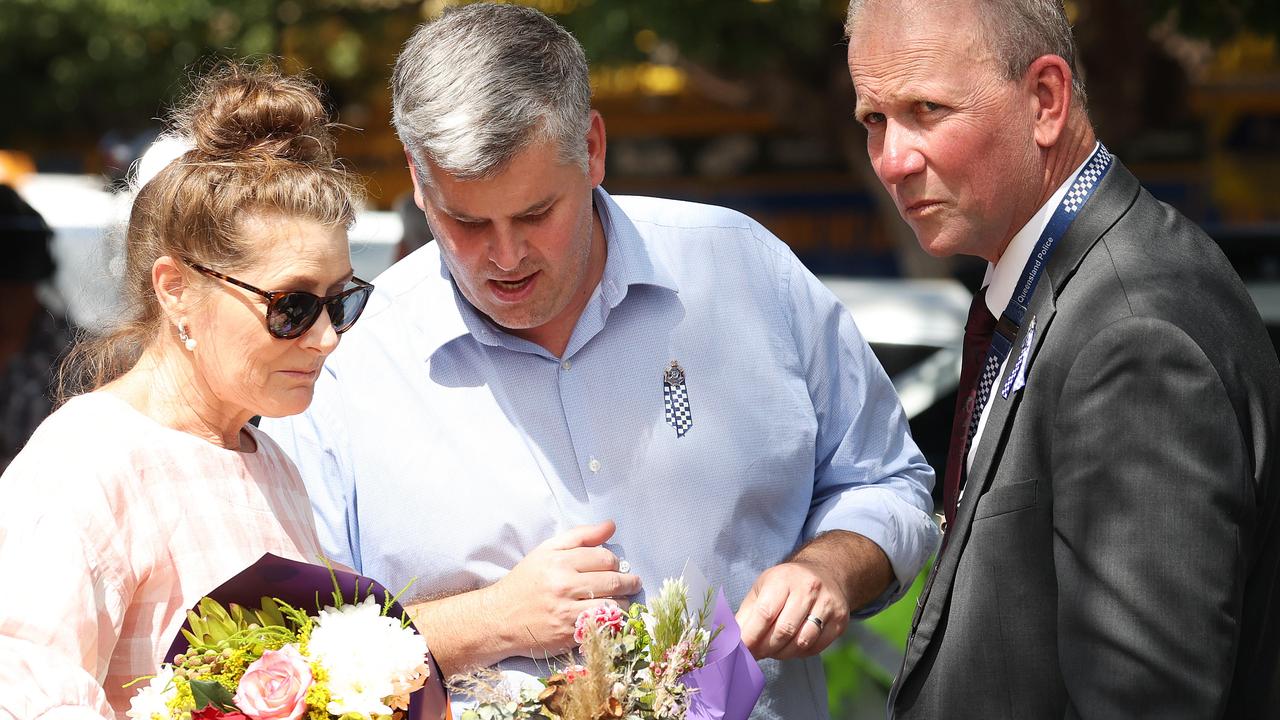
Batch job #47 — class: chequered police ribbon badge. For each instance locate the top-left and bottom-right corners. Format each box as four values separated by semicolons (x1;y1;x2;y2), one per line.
1001;316;1036;399
663;360;693;438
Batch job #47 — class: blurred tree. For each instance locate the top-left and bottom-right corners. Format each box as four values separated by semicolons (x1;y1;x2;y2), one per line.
1149;0;1280;43
2;0;1275;243
4;0;1275;152
0;0;422;174
1;0;277;156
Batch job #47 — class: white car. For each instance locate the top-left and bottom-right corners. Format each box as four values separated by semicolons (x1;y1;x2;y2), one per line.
820;276;967;420
19;174;402;330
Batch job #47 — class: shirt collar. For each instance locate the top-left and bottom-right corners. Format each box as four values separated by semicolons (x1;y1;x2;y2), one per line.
983;141;1100;317
423;186;680;357
593;186;680;305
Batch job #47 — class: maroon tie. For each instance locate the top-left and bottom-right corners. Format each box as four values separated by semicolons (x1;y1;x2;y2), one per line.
943;288;997;530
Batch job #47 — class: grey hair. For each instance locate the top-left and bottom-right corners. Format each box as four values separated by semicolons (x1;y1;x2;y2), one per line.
391;2;592;182
845;0;1088;109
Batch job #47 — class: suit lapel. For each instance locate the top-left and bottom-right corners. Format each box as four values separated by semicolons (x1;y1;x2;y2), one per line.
894;295;1057;686
894;157;1143;694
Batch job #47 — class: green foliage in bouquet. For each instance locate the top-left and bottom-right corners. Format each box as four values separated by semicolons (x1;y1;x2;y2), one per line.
128;594;318;716
180;596;307;661
126;565;431;720
455;579;718;720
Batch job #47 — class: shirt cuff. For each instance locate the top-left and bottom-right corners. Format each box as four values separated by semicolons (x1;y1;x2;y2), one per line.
804;486;941;616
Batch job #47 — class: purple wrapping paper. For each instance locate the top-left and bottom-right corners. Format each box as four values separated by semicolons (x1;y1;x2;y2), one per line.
164;552;449;720
680;589;766;720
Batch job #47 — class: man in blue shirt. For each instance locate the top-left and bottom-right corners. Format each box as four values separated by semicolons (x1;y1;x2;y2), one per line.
261;3;937;716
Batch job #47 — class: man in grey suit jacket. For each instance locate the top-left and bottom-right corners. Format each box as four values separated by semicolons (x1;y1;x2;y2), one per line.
846;0;1279;716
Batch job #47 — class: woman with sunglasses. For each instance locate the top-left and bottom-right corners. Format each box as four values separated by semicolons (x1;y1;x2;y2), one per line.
0;63;373;715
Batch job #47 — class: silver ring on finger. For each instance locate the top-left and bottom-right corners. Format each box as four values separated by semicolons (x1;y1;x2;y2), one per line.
807;614;824;631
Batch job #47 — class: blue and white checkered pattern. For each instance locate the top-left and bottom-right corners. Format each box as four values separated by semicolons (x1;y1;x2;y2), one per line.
1062;145;1112;214
664;379;693;438
968;351;1002;445
1001;316;1037;399
966;146;1112;449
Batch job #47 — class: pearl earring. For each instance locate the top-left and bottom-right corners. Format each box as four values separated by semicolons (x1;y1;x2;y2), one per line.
177;323;197;352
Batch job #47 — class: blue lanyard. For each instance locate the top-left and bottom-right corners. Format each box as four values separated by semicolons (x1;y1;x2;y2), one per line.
986;144;1113;373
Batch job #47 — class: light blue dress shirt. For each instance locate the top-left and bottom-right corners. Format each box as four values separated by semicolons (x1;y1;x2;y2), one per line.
261;188;938;719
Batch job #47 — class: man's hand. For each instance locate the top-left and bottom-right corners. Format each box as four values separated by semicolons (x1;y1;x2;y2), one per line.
736;531;893;660
410;520;642;676
485;520;642;657
736;559;850;660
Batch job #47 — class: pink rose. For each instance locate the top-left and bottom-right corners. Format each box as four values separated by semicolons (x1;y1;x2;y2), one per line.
233;645;313;720
573;603;626;645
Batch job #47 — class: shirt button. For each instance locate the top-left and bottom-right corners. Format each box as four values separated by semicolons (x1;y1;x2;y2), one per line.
561;360;572;370
588;457;601;473
618;559;631;573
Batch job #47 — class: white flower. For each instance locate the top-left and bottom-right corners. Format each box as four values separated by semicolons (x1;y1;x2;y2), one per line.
307;597;431;716
126;665;178;720
641;611;658;655
656;578;689;607
695;627;711;649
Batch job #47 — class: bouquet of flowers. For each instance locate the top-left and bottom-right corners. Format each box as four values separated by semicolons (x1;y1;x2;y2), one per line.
454;572;763;720
126;554;449;720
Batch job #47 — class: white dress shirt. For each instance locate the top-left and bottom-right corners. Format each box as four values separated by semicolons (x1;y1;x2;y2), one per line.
968;143;1102;471
262;187;939;719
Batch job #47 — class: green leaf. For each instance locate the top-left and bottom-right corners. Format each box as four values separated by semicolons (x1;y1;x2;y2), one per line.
190;679;238;713
256;597;287;628
185;611;204;639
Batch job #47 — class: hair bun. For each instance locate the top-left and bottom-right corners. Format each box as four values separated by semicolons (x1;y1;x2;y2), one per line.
179;62;337;166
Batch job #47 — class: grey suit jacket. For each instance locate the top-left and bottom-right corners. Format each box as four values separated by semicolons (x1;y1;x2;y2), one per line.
890;159;1280;719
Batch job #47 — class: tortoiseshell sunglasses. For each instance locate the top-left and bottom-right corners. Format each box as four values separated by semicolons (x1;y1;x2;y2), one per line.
186;261;373;339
